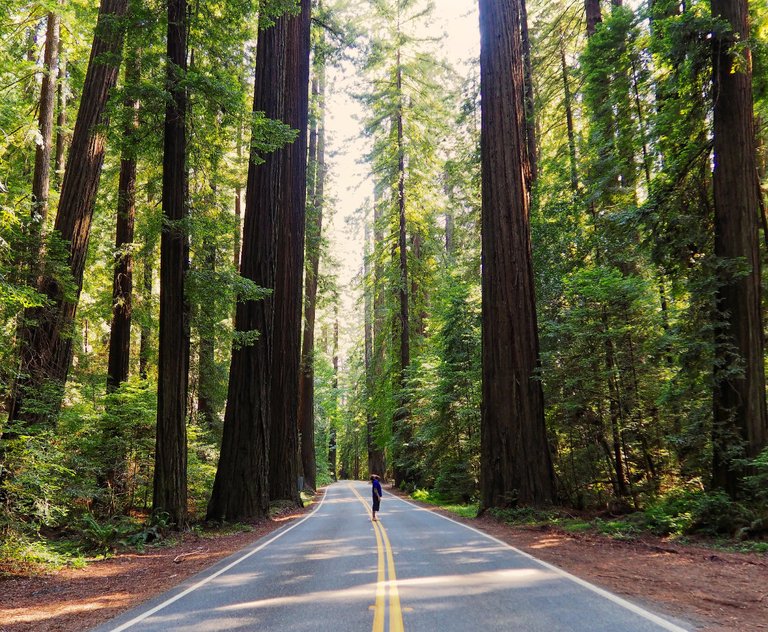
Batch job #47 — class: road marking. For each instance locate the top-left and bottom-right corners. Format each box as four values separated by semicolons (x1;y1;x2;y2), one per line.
348;483;406;632
372;509;386;632
389;493;690;632
377;519;404;632
106;491;329;632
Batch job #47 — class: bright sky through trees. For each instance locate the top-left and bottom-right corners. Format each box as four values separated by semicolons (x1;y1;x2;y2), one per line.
323;0;480;357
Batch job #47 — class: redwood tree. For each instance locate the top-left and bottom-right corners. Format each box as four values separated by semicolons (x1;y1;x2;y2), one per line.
298;63;326;492
153;0;190;526
269;0;311;504
31;11;60;231
478;0;555;509
106;46;140;392
7;0;129;426
206;14;289;522
711;0;768;495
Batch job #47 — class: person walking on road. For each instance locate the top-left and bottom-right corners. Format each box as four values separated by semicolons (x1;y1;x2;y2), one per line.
371;474;383;521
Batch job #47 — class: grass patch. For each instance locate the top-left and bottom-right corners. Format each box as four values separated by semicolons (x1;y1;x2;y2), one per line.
411;489;479;518
0;531;88;576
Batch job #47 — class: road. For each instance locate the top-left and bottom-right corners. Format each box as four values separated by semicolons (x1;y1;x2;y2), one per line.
92;481;690;632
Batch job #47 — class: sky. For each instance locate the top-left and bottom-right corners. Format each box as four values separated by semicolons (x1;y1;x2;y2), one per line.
320;0;480;361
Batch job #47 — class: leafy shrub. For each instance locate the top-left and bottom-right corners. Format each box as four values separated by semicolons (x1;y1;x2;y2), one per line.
643;489;754;536
0;530;85;575
433;461;477;504
489;506;557;524
78;513;143;555
1;428;76;528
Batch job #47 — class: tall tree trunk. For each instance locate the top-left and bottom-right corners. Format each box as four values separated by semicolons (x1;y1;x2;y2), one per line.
328;309;339;480
603;312;629;496
520;0;536;187
54;40;67;188
139;247;153;380
392;52;412;487
154;0;189;527
445;210;455;256
559;34;578;195
102;48;139;503
106;47;140;393
364;218;375;477
370;185;387;478
269;0;311;504
207;15;288;522
298;64;325;492
234;99;244;270
31;12;60;232
196;237;217;431
585;0;602;36
7;0;129;427
479;0;555;509
711;0;768;496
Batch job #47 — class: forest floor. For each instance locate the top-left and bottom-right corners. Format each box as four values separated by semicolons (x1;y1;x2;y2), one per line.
1;486;766;632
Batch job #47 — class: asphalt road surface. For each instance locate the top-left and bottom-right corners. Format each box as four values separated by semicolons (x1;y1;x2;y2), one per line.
92;481;691;632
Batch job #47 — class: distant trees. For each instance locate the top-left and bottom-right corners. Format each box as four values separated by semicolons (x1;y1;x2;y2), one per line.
357;0;451;489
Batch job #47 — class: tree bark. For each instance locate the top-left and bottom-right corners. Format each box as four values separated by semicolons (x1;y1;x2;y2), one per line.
328;310;339;480
106;47;140;393
153;0;190;527
520;0;536;188
31;12;60;230
479;0;555;509
207;15;288;522
139;247;153;380
711;0;768;496
54;40;67;188
392;52;412;487
370;185;387;478
7;0;129;427
364;218;375;477
196;238;217;431
559;34;579;195
298;65;325;492
585;0;602;37
269;0;311;504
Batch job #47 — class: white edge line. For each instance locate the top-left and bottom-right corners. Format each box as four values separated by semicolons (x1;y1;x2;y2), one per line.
389;492;689;632
108;490;329;632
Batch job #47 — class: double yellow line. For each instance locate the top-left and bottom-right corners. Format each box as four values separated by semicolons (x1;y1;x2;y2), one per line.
349;484;405;632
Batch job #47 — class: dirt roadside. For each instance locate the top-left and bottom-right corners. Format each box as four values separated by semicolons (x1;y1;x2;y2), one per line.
1;487;766;631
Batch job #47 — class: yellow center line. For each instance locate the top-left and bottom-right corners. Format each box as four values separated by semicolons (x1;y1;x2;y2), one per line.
378;520;404;632
372;513;386;632
348;484;406;632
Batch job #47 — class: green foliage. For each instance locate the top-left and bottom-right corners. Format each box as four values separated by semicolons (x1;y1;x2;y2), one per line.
411;489;478;518
1;429;76;528
643;489;755;536
188;428;218;516
0;530;87;576
488;506;559;525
